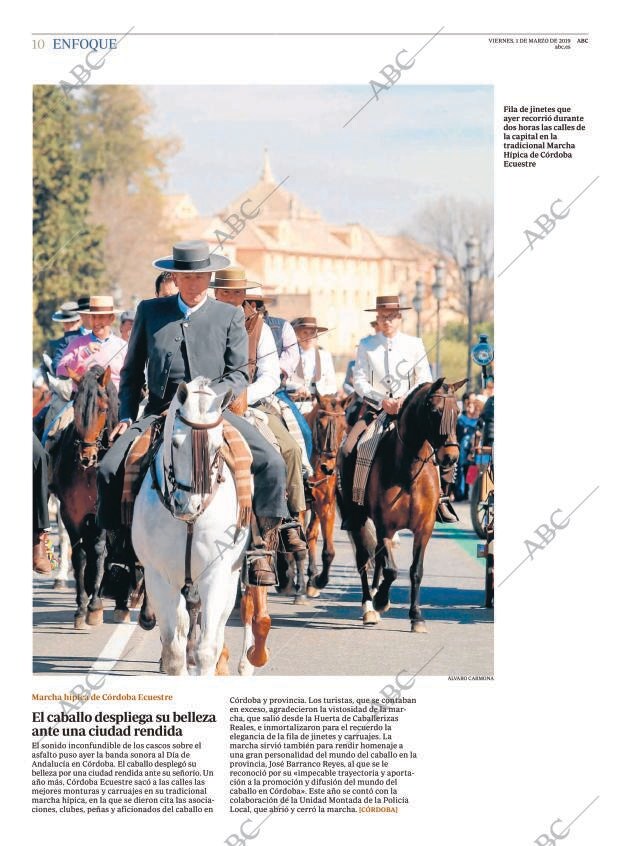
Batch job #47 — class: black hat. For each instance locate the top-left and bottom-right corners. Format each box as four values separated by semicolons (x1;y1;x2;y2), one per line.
76;295;91;312
51;301;80;323
153;240;230;273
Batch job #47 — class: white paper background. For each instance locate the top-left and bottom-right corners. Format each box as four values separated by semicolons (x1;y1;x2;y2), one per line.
5;3;616;842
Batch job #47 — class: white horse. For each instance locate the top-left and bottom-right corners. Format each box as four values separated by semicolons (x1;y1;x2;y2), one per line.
132;377;255;676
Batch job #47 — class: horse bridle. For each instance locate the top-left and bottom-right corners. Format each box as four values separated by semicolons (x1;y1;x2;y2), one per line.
152;397;228;610
313;407;345;459
395;390;460;456
162;409;224;503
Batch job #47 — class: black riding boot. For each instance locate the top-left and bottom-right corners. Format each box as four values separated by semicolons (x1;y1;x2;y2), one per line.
436;469;459;523
246;517;280;587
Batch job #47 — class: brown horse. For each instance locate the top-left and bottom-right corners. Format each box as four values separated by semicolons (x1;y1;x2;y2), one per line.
50;366;119;629
304;392;349;594
32;381;51;418
338;377;465;631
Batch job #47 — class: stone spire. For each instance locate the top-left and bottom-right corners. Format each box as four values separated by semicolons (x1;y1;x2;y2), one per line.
261;147;275;183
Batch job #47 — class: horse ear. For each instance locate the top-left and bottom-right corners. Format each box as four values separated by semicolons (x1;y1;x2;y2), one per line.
217;388;234;410
66;366;82;384
177;382;188;404
98;366;112;388
450;377;468;392
429;377;445;393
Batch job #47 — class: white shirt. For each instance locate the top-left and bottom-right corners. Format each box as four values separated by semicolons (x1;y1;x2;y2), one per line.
287;346;338;396
246;323;281;406
353;331;432;404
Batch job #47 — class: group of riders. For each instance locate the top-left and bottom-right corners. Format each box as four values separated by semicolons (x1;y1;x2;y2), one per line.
33;238;465;606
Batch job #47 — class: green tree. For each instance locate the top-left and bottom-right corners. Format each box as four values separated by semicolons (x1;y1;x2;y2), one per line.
33;86;105;356
77;87;180;302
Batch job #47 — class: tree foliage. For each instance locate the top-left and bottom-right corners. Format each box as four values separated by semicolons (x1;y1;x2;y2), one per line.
410;196;494;325
33;86;105;354
33;85;180;358
77;87;180;303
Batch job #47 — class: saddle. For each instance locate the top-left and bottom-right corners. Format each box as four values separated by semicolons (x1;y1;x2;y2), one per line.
119;417;253;531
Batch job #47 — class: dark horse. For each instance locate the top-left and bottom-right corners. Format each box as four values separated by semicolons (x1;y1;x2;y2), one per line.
338;377;465;632
304;392;349;595
50;366;119;629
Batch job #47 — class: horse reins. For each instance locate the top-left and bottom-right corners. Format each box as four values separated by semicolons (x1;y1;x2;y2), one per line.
152;397;227;606
394;389;460;472
313;408;345;459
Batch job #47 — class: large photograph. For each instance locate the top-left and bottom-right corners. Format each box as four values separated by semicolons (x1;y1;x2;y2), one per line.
32;84;494;676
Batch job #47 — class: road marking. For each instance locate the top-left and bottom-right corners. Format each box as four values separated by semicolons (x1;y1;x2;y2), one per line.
88;616;139;675
433;524;482;563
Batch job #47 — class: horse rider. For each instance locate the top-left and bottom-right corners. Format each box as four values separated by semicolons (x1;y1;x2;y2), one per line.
244;288;314;471
342;293;458;523
287;317;338;414
119;309;135;342
97;241;291;588
57;296;127;390
155;271;179;298
47;301;82;374
211;268;308;560
76;294;93;332
343;319;379;419
33;433;58;574
33;301;83;438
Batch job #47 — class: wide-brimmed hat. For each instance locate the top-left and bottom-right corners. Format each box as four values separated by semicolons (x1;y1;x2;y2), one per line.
210;268;261;290
244;286;277;305
83;295;121;316
51;301;80;323
76;295;91;313
120;309;136;323
364;295;410;312
153;240;230;273
292;316;329;336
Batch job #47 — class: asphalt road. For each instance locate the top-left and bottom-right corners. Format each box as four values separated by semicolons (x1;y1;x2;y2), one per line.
33;502;493;678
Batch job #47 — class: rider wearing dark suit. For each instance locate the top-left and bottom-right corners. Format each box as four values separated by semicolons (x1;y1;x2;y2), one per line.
97;241;288;586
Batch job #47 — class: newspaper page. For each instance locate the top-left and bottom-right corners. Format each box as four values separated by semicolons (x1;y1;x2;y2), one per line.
8;3;616;843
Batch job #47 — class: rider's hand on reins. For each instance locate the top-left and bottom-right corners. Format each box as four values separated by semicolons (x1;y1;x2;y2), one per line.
381;397;402;415
110;420;130;442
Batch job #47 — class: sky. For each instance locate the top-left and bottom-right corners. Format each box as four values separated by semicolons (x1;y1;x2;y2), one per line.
144;84;493;236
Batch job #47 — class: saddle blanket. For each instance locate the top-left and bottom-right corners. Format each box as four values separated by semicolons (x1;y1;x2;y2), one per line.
264;396;312;472
352;411;395;505
120;418;253;531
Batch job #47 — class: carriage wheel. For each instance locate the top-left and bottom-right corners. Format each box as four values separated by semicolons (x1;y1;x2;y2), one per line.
470;476;490;539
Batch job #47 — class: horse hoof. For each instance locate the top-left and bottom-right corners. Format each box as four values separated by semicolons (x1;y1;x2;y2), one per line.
294;593;311;605
53;579;68;591
85;608;103;627
306;584;321;598
74;616;87;630
113;609;131;624
247;646;269;668
313;573;329;590
139;612;157;631
373;598;390;614
363;610;380;626
411;620;428;633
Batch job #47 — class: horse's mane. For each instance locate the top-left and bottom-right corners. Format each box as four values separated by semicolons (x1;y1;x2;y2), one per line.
73;366;119;433
397;382;430;421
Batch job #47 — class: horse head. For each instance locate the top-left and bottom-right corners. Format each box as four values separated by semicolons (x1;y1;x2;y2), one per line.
425;377;467;468
313;391;348;475
163;377;232;520
399;377;466;468
72;366;118;468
